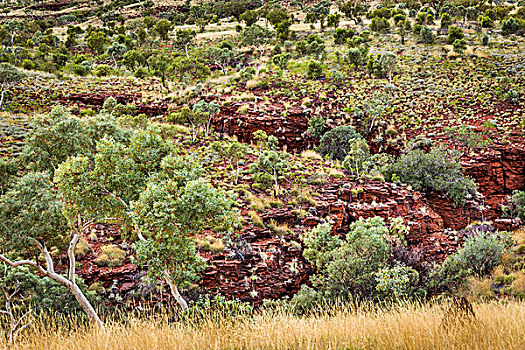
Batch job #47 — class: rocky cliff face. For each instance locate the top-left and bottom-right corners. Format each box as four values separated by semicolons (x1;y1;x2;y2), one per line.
213;102;317;151
461;143;525;216
74;176;492;306
51;91;525;306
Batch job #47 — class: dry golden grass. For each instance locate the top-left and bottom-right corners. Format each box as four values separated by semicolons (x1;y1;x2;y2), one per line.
3;301;525;350
301;150;323;161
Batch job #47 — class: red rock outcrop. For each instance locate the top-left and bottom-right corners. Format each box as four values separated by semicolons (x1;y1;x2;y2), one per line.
201;239;311;305
213;102;317;151
461;142;525;216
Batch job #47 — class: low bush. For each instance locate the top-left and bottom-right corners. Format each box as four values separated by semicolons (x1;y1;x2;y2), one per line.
96;245;126;267
383;147;477;207
318;126;363;161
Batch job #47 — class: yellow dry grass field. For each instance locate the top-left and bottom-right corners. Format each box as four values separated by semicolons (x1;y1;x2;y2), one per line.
3;301;525;350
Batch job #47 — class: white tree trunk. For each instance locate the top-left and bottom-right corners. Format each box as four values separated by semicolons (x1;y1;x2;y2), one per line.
67;234;105;331
164;271;188;310
0;234;105;332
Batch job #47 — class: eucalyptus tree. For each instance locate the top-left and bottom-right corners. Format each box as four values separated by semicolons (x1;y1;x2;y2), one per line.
0;63;25;110
210;140;248;185
207;46;235;76
193;100;220;137
0;108;129;331
1;108;239;333
0;169;105;330
337;0;368;24
240;24;273;64
174;29;196;59
56;128;240;310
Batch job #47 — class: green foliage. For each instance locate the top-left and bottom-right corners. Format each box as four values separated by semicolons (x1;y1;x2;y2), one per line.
0;266;97;317
327;13;341;29
0;172;68;256
240;10;259;26
250;150;289;193
21;107;127;173
447;26;464;44
384;147;477;207
453;39;467;54
501;17;525;35
241;24;273;48
333;28;354;45
266;8;289;27
329;69;344;86
0;158;17;195
86;31;106;55
206;46;235;75
456;231;511;277
440;13;452;29
154;19;173;41
296;35;326;59
170;55;211;83
122;49;145;71
132;175;239;284
271;53;290;73
503;191;525;219
396;19;412;44
375;264;420;299
148;53;172;87
306;60;325;79
342;138;371;177
430;231;511;293
367;7;393;19
305;0;331;28
366;51;396;79
370;17;390;33
173;29;196;55
318;125;362;161
419;26;434;45
94;64;113;77
167;106;208;142
338;0;368;24
344;47;366;70
301;218;391;300
479;15;494;29
54;123;239;291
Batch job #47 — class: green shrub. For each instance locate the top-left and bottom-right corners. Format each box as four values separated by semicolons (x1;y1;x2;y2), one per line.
301;218;391;300
289;285;324;314
383;147;477;207
479;15;494;28
134;67;148;78
430;230;511;293
94;64;112;77
318;126;363;161
453;39;467;54
366;51;396;79
375;264;420;299
455;231;511;277
504;191;525;219
447;26;464;44
502;17;525;35
307;115;326;138
370;16;390;33
306;60;324;79
96;245;126;267
333;28;354;45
